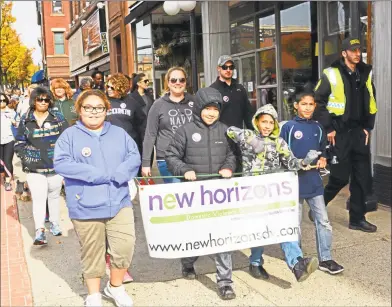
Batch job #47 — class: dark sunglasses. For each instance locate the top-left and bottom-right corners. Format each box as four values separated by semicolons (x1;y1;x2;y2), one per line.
169;78;186;84
106;85;116;91
0;98;7;102
221;64;235;71
140;79;149;84
36;97;51;103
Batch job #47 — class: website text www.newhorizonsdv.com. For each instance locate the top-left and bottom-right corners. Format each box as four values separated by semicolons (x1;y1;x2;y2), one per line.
148;225;299;253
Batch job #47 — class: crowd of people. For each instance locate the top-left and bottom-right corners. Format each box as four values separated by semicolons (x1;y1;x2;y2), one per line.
0;37;378;307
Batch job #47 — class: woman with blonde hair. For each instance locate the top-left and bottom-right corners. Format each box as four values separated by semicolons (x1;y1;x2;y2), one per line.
141;66;195;183
51;78;78;125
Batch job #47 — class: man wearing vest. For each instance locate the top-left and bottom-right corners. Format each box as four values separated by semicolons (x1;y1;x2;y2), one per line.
313;37;377;233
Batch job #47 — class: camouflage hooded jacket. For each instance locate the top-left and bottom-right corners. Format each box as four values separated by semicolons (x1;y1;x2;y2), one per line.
227;104;303;175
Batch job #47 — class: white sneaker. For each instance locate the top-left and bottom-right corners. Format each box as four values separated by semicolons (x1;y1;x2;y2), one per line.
104;281;133;307
85;293;102;307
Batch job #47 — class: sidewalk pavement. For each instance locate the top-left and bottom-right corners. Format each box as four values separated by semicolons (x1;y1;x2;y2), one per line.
4;161;392;306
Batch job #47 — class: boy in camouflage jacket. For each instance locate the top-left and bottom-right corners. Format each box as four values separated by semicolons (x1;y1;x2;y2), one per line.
227;104;320;282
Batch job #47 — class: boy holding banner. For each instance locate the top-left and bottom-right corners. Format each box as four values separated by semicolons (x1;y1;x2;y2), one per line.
166;87;237;300
280;92;344;275
227;104;320;282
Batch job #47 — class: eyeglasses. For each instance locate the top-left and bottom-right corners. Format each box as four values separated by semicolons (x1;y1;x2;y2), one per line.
106;85;116;91
221;64;235;71
169;78;186;84
36;98;51;103
0;99;7;102
82;106;106;113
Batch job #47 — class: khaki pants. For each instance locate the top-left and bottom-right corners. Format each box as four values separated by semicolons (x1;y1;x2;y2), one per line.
72;207;135;279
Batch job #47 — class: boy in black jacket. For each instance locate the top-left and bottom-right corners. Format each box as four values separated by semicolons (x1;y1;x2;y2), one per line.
166;87;237;300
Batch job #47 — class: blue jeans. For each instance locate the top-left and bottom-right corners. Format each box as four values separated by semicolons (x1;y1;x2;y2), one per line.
250;241;303;269
157;160;181;184
299;195;332;262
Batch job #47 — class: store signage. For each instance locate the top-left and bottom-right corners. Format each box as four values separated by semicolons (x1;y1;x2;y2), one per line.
82;11;102;56
101;32;109;53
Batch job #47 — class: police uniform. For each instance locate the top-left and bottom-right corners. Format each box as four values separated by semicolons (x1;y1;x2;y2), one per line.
314;37;377;228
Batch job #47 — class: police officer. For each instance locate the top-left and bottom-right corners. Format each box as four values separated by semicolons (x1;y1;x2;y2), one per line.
210;55;254;172
314;37;378;232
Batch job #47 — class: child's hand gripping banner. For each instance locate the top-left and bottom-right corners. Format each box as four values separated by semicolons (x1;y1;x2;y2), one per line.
139;172;300;259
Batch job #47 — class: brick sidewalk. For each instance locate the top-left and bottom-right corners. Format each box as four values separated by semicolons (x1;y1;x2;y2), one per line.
1;182;33;307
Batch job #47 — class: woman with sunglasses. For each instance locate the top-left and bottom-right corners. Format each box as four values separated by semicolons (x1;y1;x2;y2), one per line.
141;66;195;183
54;90;140;307
51;78;78;126
131;73;154;115
14;87;69;245
0;93;17;191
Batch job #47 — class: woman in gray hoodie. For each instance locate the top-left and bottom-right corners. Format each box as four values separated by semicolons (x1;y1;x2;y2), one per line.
141;67;195;183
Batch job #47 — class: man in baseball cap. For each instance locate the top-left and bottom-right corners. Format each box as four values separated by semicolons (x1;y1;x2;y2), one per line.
341;37;361;51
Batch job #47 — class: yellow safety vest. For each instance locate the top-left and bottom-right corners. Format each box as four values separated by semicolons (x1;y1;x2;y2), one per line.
316;67;377;116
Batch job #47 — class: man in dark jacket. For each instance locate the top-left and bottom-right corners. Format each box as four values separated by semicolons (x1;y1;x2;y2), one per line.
210;55;255;172
313;37;378;232
165;87;236;300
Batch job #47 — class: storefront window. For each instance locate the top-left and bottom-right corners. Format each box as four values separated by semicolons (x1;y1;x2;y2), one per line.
135;19;153;89
230;18;255;54
258;11;275;49
151;3;203;95
321;1;351;68
258;48;276;85
280;2;317;120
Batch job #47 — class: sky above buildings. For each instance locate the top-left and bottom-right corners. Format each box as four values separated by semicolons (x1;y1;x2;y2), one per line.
12;1;41;65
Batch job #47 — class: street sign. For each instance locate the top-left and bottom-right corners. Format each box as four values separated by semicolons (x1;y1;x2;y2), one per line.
101;32;109;53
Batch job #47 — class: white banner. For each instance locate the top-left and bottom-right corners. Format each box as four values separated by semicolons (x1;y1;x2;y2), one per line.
139;172;300;259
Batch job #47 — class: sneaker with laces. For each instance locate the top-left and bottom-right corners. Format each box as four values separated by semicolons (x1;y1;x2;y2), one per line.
50;222;62;236
85;293;102;307
104;282;133;307
292;256;318;282
319;260;344;275
34;229;47;245
218;285;236;300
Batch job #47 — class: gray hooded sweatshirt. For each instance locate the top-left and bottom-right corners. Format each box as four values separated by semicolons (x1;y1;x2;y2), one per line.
142;92;195;167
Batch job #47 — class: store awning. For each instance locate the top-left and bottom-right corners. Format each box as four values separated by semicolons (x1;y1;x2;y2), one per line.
124;1;162;25
31;70;45;83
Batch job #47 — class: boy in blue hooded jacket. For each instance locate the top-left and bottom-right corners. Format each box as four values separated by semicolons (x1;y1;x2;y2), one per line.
280;91;344;275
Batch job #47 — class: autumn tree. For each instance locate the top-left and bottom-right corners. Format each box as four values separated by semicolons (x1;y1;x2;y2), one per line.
1;0;36;90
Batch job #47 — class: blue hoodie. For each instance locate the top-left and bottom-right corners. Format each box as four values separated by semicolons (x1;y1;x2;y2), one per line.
280;116;327;199
54;121;140;220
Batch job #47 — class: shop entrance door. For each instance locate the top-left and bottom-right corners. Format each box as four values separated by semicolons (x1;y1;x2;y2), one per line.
233;55;257;112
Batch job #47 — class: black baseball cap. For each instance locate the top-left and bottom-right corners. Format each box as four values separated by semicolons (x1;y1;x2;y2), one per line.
341;37;361;51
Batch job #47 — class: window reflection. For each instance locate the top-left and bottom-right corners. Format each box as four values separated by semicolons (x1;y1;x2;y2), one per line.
259;49;276;85
230;19;255;54
280;2;317;120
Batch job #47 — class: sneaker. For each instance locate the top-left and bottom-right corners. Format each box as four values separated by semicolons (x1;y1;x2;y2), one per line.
249;264;269;279
182;266;196;279
218;285;236;300
4;181;12;191
33;229;47;245
50;222;62;236
104;281;133;307
319;260;344;275
292;256;319;282
123;270;134;284
85;293;102;307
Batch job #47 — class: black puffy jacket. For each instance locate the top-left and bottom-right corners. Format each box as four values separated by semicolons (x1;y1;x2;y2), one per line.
165;88;236;178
